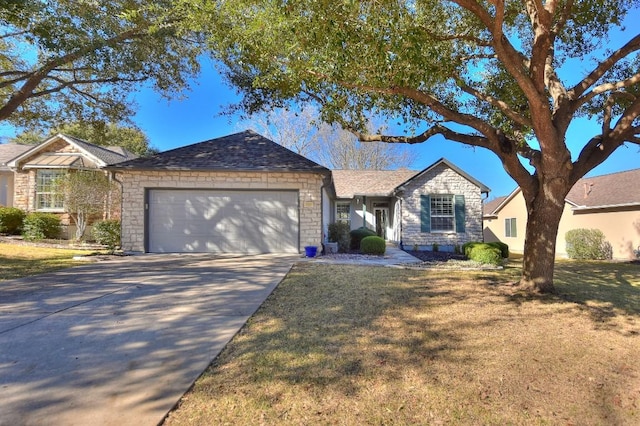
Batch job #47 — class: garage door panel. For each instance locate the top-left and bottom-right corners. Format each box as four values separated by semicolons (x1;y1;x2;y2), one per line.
148;189;299;253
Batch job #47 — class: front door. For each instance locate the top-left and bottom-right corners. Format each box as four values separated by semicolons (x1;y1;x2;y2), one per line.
374;208;388;239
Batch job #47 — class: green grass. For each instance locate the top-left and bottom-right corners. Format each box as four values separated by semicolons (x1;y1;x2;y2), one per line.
164;260;640;425
0;243;96;280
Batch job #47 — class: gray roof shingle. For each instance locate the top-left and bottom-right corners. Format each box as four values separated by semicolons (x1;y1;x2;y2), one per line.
63;135;138;165
0;144;32;171
108;130;330;173
332;169;417;198
483;196;508;216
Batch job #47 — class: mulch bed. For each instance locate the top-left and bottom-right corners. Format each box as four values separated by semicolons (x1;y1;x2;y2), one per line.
403;249;467;262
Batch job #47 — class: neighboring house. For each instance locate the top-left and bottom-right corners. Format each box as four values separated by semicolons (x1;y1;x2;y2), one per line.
0;144;32;207
6;134;137;238
329;158;490;251
109;131;489;254
483;168;640;260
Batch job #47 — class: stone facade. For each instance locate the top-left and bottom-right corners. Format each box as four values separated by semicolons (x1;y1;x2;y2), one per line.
116;169;326;253
400;162;484;249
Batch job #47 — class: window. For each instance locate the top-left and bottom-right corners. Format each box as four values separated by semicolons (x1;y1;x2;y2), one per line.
420;194;465;233
505;218;517;238
36;170;64;211
336;202;351;225
430;195;455;232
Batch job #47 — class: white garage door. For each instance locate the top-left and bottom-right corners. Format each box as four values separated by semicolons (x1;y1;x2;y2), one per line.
148;189;299;253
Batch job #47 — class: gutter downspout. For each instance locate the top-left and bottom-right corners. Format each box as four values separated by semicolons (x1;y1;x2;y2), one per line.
110;170;125;250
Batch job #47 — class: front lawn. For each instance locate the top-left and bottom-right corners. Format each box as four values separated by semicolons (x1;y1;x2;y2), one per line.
164;260;640;425
0;243;96;280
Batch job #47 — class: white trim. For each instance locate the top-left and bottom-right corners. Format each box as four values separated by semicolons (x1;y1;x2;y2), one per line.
572;202;640;211
7;134;108;169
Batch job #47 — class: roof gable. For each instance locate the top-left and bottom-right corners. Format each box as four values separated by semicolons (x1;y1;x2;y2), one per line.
398;158;491;194
7;134;137;169
108;130;330;174
331;158;490;199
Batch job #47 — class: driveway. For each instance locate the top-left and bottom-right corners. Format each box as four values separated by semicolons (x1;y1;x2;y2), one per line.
0;253;298;426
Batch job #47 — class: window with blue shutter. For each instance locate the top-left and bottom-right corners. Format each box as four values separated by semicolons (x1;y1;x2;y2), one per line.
454;195;465;233
421;194;466;233
420;195;431;232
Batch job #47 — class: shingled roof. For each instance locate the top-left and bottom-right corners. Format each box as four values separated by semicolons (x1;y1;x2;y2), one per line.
567;168;640;209
63;134;138;165
484;167;640;217
332;169;417;198
483;196;507;217
0;144;31;171
108;130;330;174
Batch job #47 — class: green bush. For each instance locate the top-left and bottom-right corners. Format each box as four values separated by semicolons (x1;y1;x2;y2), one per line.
0;207;26;235
432;242;439;252
468;246;502;265
22;212;61;241
487;241;509;258
360;235;386;255
350;226;377;250
462;241;482;257
462;241;508;259
92;220;121;253
328;222;351;253
565;228;612;260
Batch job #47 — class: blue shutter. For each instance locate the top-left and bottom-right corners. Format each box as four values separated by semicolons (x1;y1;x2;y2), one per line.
455;195;465;233
420;195;431;232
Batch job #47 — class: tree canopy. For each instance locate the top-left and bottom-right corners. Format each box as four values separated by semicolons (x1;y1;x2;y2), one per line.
241;106;415;169
187;0;640;293
0;0;201;128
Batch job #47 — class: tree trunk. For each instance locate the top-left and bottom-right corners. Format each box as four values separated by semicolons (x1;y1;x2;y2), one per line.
519;187;567;294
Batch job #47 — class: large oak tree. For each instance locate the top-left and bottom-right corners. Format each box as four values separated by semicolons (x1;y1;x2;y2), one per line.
187;0;640;293
0;0;201;128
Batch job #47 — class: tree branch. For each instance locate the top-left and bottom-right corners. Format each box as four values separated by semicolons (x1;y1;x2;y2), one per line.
551;0;574;35
569;34;640;102
0;25;151;121
456;75;533;127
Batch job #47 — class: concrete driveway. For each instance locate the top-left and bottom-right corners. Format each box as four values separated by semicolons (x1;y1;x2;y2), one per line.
0;253;298;426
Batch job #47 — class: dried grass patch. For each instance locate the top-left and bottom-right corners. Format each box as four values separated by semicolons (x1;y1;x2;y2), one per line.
0;243;92;280
165;262;640;425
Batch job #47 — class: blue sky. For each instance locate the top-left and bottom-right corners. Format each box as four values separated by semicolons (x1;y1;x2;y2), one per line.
130;57;639;200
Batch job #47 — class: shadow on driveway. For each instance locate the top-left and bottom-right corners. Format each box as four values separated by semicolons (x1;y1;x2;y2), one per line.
0;253;297;426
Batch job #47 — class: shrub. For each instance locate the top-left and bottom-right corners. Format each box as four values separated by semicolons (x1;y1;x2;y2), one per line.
0;207;26;235
327;222;351;253
349;226;377;250
360;236;386;255
468;246;502;265
462;241;483;257
92;220;121;253
432;242;439;252
22;212;61;241
487;241;509;258
565;228;612;260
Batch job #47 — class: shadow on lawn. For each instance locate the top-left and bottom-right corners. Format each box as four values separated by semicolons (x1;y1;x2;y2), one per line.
499;259;640;327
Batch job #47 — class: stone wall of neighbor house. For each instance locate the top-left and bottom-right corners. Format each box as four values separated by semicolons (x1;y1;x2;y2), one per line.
116;170;326;253
401;162;484;249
